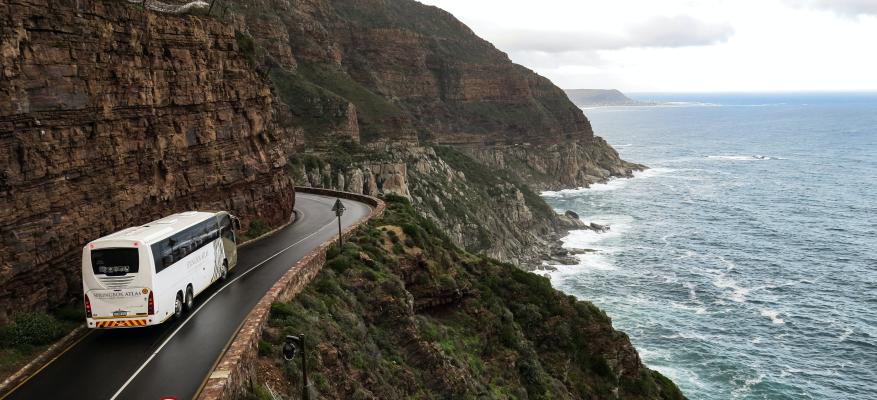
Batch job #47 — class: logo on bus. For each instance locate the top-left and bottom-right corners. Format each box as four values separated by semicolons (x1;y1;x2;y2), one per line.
92;290;141;299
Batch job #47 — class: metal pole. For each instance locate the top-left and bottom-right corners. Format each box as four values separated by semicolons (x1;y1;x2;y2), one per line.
301;334;309;400
337;214;343;249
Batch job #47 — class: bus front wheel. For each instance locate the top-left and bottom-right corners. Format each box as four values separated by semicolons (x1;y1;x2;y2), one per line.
174;292;183;320
221;260;229;281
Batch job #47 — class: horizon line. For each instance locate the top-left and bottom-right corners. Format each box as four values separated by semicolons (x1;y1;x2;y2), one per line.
565;89;877;95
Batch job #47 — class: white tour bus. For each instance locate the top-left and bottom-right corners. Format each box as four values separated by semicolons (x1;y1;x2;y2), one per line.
82;211;240;329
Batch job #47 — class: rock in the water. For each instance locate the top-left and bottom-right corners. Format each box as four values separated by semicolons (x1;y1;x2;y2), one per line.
589;222;610;233
565;210;580;220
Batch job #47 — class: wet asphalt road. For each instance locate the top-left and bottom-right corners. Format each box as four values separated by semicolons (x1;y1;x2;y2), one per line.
4;193;372;400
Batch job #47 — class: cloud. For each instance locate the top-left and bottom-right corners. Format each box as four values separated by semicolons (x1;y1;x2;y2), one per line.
628;15;734;47
486;15;733;54
787;0;877;16
490;30;627;53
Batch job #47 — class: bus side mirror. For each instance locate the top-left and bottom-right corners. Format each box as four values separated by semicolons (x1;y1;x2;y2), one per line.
232;217;241;231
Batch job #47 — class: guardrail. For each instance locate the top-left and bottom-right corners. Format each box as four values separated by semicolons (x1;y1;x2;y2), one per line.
197;187;385;400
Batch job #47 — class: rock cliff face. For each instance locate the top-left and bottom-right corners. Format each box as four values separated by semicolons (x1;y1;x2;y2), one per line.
225;0;639;264
232;0;640;189
289;145;584;268
0;0;296;321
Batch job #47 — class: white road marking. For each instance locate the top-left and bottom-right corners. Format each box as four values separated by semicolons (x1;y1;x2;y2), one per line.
108;200;360;399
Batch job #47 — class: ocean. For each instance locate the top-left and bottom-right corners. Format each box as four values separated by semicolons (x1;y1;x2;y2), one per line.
541;93;877;399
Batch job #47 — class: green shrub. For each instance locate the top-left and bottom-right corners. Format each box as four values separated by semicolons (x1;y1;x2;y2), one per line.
247;219;270;239
1;312;65;347
258;340;272;357
235;31;257;65
270;302;298;320
326;256;352;274
244;383;274;400
392;243;404;255
52;302;85;323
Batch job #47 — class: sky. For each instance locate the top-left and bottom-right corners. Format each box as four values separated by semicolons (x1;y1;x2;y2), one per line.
417;0;877;92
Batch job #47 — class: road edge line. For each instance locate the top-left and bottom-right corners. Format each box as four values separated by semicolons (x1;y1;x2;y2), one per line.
108;212;334;400
0;327;92;399
197;188;385;400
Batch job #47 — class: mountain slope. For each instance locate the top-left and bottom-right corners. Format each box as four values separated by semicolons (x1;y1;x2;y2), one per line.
256;196;685;399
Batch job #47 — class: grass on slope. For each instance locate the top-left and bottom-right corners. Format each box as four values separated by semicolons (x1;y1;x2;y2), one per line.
253;195;685;399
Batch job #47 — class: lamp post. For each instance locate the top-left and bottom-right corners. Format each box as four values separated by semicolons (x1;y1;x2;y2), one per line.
331;199;346;249
282;334;309;400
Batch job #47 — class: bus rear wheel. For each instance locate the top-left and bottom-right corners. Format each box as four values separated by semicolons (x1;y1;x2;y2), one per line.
220;260;229;281
173;292;183;320
184;286;194;312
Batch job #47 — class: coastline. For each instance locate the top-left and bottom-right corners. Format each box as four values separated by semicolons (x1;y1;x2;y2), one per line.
537;168;653;270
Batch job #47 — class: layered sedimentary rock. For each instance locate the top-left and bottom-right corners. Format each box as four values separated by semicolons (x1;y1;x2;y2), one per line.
0;0;296;320
290;146;585;268
221;0;638;265
233;0;639;188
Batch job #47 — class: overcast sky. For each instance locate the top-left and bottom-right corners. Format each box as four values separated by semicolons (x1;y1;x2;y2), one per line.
417;0;877;92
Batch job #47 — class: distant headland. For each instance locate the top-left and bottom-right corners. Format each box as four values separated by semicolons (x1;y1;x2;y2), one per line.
564;89;653;107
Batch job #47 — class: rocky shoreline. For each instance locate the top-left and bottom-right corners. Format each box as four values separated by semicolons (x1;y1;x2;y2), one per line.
289;142;642;271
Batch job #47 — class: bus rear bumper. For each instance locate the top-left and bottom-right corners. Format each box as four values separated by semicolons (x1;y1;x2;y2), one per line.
86;317;157;329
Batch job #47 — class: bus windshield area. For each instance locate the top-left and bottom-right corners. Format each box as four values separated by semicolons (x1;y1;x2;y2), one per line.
91;248;139;276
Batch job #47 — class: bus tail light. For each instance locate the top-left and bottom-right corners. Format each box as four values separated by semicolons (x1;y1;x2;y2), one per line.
84;294;92;318
147;291;155;315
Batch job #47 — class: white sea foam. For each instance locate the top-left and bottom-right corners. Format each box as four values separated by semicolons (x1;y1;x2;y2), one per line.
547;252;618;282
663;330;713;341
731;373;766;399
560;223;626;248
760;309;786;325
650;365;707;389
713;274;750;303
662;101;722;107
684;282;699;302
705;155;786;161
671;301;708;315
838;327;854;341
540;168;673;197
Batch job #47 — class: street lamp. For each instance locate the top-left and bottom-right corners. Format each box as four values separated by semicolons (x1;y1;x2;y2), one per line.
282;334;309;400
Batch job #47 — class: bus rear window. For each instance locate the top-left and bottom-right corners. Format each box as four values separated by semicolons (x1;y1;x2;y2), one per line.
91;248;140;276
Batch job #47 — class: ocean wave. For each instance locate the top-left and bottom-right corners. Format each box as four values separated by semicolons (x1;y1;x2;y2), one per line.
731;372;766;399
560;215;632;248
713;274;750;303
705;155;787;161
725;103;788;107
650;364;707;389
671;301;708;315
760;309;786;325
684;282;699;302
547;252;617;278
838;327;854;342
662;330;714;341
540;167;673;197
662;101;722;107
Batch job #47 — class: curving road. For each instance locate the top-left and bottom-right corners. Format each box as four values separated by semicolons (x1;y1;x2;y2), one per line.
2;193;372;400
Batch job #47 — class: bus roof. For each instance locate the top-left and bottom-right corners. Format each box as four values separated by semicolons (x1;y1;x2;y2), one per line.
91;211;223;246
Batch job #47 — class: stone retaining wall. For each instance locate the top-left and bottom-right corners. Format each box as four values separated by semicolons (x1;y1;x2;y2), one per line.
197;187;385;400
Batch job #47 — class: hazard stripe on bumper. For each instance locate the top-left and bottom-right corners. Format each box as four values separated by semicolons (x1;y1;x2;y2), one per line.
95;319;147;328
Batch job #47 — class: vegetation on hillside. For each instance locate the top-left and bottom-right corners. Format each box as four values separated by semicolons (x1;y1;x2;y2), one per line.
0;305;83;380
253;196;684;399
